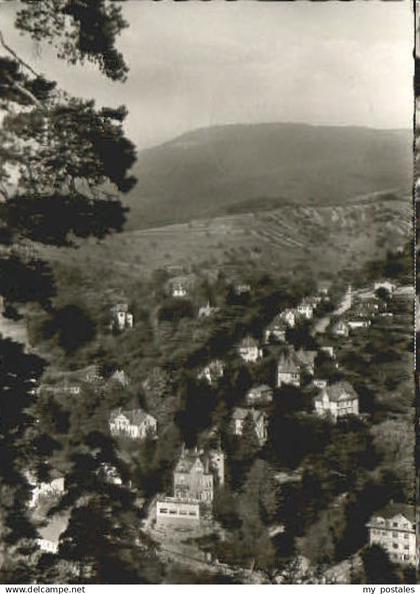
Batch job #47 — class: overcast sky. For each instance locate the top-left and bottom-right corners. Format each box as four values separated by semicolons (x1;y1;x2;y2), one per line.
0;1;413;150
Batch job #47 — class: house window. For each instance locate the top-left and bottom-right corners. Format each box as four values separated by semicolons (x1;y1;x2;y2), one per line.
188;511;197;516
169;510;177;515
392;532;398;538
392;544;398;549
404;546;409;551
404;534;409;540
179;510;187;516
160;508;168;514
392;522;398;528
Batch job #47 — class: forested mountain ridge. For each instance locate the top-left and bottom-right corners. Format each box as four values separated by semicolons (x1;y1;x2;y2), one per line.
123;123;412;229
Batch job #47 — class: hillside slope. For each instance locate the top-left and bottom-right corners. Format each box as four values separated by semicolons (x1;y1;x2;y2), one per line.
39;193;411;283
124;123;412;229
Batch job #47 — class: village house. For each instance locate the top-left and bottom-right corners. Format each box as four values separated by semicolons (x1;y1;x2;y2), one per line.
231;407;268;445
84;364;104;384
264;315;287;343
109;408;157;440
107;368;129;387
314;381;359;422
198;359;225;384
28;474;65;508
167;275;195;298
366;502;416;566
351;301;379;319
246;384;273;405
296;301;314;320
277;350;301;387
234;283;251;296
280;308;297;328
306;295;323;307
238;336;263;363
110;303;133;331
331;320;349;337
171;282;188;298
198;301;219;318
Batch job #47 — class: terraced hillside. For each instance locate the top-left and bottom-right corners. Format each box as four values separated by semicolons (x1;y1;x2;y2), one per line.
39;193;411;282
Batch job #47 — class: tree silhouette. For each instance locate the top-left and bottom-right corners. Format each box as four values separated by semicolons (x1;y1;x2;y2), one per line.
0;3;158;583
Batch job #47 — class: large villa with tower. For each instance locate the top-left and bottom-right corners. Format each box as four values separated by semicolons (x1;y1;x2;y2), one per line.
155;446;225;529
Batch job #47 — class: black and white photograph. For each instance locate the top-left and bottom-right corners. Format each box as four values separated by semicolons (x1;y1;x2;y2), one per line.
0;0;416;586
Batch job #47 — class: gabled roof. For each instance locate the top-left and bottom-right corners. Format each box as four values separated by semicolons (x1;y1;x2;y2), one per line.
323;381;358;402
110;407;155;426
370;502;415;524
296;350;317;367
174;448;207;474
278;350;300;373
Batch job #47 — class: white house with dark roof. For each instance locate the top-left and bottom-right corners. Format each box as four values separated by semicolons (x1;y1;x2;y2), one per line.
238;336;263;363
109;408;157;440
314;381;359;422
366;502;416;566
